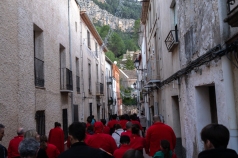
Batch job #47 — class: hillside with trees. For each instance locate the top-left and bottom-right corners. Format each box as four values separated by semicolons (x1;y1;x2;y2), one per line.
96;20;140;67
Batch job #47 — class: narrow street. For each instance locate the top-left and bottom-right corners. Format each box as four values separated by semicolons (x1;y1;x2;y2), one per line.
1;0;238;158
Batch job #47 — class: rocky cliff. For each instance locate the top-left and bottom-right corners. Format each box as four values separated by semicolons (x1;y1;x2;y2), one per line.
78;0;135;32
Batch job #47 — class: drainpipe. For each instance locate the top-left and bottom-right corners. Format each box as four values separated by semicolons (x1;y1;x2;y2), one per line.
78;6;85;121
68;0;74;122
218;0;238;152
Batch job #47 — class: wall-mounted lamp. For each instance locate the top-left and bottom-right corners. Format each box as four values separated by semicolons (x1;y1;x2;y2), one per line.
133;82;137;89
134;59;147;71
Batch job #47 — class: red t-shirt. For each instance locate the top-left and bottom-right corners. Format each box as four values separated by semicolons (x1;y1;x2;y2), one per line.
113;144;131;158
84;134;92;145
48;127;65;153
119;120;128;130
121;130;132;137
107;119;118;129
8;135;24;158
46;143;60;158
103;126;110;134
87;133;117;154
130;134;146;150
145;122;176;156
131;120;143;130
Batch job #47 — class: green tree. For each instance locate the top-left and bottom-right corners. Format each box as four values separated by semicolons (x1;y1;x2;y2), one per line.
105;51;117;62
125;55;135;70
125;39;137;51
133;19;140;42
99;25;110;40
108;32;125;57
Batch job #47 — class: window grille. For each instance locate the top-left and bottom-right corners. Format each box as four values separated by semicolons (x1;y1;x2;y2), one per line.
35;111;45;135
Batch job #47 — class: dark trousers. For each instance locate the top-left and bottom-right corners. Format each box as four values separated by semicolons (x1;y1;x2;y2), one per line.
142;127;146;137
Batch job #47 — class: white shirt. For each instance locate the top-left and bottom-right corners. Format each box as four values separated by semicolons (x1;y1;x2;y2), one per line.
112;128;124;147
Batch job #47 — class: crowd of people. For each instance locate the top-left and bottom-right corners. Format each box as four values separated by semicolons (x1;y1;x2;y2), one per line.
0;113;238;158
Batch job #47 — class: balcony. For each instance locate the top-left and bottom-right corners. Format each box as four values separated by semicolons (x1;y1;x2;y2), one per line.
224;0;238;27
60;68;73;92
106;76;112;84
96;82;104;96
76;75;80;93
165;29;179;52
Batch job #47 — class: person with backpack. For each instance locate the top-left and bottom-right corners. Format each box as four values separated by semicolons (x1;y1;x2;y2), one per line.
112;124;124;147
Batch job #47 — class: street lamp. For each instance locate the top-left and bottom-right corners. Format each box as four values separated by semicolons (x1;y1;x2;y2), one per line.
133;82;137;89
134;59;147;71
134;59;140;69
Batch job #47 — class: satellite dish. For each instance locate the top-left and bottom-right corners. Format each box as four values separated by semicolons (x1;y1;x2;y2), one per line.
114;61;117;65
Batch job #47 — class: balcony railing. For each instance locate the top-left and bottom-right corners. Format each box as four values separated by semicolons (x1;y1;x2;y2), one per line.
60;68;73;92
225;0;238;27
165;29;179;52
76;75;80;93
96;82;104;95
34;58;44;87
106;76;112;84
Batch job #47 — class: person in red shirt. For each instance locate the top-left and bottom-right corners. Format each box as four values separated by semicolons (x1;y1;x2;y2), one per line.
119;115;128;130
8;127;24;158
40;135;60;158
87;121;117;154
145;115;176;156
107;115;118;134
113;135;131;158
48;122;65;153
101;119;110;134
86;116;92;128
129;124;146;153
121;121;132;137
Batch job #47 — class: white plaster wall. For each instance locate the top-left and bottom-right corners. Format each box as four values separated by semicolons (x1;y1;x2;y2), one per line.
80;17;107;121
0;0;111;146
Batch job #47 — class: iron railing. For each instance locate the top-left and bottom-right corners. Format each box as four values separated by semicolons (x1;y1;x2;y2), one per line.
96;82;104;95
165;29;179;52
35;111;45;135
106;76;112;84
227;0;236;12
76;75;80;93
34;58;44;87
60;68;73;91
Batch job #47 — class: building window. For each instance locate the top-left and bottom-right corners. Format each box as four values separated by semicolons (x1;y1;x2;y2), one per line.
95;42;98;57
75;22;77;32
89;103;92;116
96;64;99;82
170;0;177;27
101;71;104;83
35;110;45;135
87;30;91;49
34;25;44;87
60;45;73;91
88;60;92;93
73;105;79;122
62;109;68;140
76;57;80;93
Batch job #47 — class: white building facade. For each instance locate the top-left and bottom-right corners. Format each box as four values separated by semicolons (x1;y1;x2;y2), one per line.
0;0;109;147
138;0;238;157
